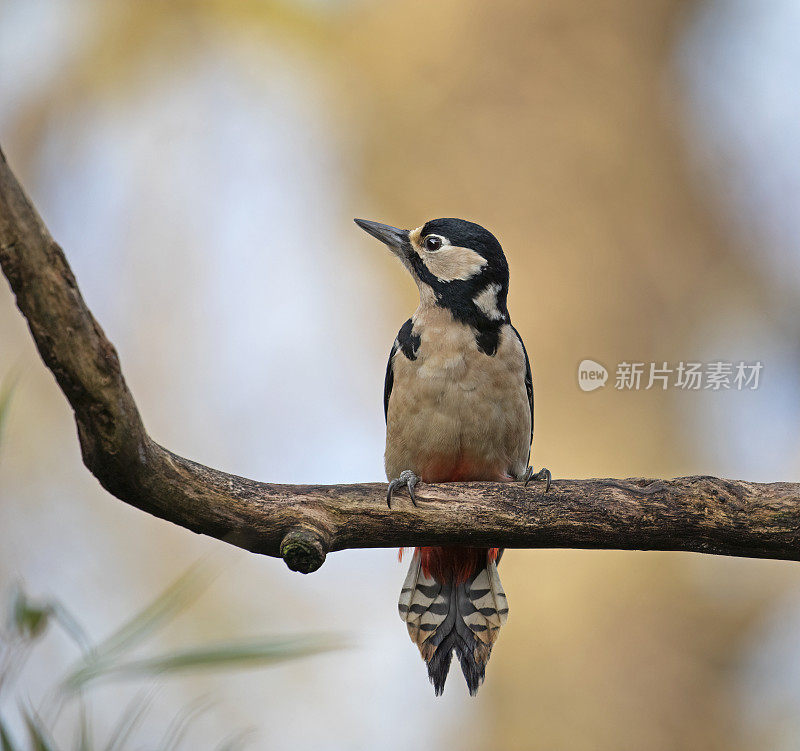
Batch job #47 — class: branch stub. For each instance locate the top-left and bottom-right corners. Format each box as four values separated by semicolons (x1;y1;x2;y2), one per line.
280;529;327;574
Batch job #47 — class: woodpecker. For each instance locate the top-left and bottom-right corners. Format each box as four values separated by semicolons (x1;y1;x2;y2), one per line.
355;217;550;696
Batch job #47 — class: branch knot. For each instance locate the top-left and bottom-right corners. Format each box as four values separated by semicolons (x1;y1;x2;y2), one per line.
280;528;327;574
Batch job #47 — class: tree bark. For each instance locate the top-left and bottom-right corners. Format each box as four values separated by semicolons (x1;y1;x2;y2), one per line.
1;147;799;573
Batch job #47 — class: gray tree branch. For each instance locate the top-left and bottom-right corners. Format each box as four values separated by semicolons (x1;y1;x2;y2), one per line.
1;147;799;573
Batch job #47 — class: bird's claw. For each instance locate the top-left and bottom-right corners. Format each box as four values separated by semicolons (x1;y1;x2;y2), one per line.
386;469;420;508
523;466;551;492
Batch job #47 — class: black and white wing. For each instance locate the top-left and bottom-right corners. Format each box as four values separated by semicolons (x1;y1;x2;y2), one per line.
510;324;534;454
383;318;420;423
383;340;398;423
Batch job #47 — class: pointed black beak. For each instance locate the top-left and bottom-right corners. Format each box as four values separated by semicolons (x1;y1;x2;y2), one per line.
354;219;409;255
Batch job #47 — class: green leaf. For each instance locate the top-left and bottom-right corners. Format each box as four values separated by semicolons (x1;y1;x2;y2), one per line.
103;688;155;751
20;706;58;751
9;586;51;641
73;699;90;751
67;634;344;687
50;602;92;656
88;561;215;662
0;716;20;751
160;696;214;751
0;370;18;452
214;728;257;751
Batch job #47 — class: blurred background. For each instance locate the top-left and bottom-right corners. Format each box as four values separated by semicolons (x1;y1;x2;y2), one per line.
2;0;800;748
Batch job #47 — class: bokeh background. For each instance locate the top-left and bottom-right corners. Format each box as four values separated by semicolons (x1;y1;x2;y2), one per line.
2;0;800;748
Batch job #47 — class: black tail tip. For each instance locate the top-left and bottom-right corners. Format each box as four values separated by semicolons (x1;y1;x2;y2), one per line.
427;647;452;696
458;652;485;697
427;647;486;696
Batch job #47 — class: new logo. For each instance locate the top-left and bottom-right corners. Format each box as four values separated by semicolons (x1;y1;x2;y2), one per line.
578;359;608;392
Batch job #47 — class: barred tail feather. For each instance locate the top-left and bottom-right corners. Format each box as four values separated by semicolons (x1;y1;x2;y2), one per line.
398;551;508;696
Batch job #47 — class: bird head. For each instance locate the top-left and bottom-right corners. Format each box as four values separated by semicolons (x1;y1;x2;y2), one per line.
354;217;510;326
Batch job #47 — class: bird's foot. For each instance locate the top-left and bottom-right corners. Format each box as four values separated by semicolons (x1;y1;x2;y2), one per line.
386;470;420;508
523;466;551;492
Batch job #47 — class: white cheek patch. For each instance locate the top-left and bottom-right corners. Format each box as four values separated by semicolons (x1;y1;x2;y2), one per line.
421;246;487;282
473;282;505;320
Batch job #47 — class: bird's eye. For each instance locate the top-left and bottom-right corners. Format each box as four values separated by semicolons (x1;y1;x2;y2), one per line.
424;235;443;251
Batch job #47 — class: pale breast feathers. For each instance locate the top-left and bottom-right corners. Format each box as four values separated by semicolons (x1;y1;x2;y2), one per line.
384;310;532;482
